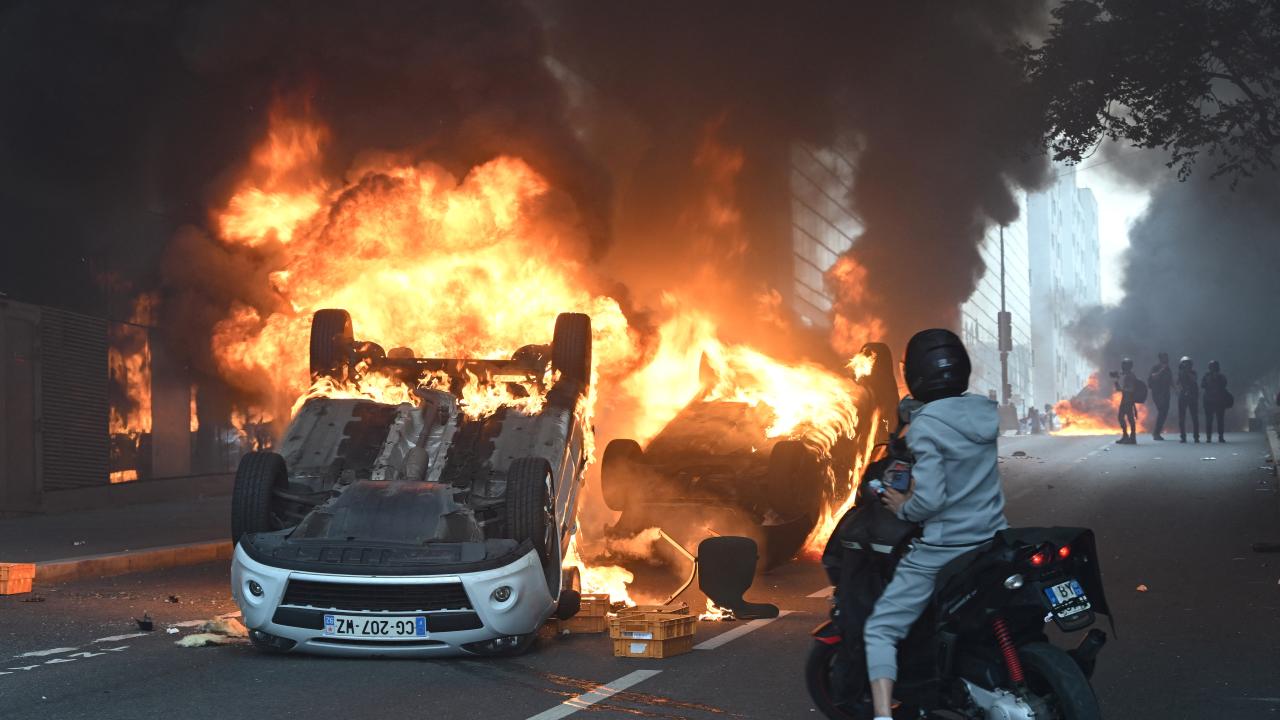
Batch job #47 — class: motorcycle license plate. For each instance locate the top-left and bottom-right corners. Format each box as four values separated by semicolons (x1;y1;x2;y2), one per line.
323;615;428;639
1043;579;1091;618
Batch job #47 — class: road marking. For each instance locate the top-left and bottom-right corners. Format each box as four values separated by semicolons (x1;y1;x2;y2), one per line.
14;647;76;658
525;669;663;720
93;632;151;643
694;611;794;650
808;587;832;598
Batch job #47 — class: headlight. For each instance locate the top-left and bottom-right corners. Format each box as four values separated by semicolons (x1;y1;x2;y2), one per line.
1003;574;1024;590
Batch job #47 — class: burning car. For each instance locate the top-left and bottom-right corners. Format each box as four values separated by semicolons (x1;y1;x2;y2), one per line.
230;309;592;657
600;343;899;569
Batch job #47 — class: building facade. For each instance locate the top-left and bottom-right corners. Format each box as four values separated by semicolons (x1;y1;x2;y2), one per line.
788;141;862;332
1027;166;1101;408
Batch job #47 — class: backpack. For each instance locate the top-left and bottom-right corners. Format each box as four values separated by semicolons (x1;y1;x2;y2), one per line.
1132;378;1148;404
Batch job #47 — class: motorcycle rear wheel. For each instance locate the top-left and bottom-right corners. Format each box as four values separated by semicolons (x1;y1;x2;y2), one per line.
1019;642;1102;720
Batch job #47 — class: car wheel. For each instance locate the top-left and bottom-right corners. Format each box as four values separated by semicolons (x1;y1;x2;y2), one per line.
309;309;353;380
231;451;288;544
503;457;557;592
765;440;821;519
551;313;591;391
600;438;643;511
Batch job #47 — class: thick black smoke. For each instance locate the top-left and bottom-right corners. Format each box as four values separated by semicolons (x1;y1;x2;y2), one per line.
0;0;608;317
545;1;1050;356
1073;170;1280;409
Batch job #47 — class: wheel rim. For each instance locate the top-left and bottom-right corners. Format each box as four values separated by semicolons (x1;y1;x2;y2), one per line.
541;472;555;562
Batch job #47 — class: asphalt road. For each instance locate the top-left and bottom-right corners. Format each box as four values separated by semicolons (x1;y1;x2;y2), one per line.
2;432;1276;719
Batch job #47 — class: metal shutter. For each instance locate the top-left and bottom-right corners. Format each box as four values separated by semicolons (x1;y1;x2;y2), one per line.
40;308;109;490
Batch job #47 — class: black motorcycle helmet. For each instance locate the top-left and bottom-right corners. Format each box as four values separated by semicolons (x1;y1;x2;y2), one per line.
1121;357;1133;372
1208;359;1220;372
903;329;970;403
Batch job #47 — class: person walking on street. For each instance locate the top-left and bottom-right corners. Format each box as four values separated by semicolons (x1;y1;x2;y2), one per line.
1177;357;1199;442
1202;360;1230;443
1115;358;1138;444
1148;352;1173;441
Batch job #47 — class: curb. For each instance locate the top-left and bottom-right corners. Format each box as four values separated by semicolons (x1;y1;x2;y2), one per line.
32;540;233;584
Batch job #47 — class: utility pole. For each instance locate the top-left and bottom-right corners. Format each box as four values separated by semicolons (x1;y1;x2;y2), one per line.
998;225;1012;407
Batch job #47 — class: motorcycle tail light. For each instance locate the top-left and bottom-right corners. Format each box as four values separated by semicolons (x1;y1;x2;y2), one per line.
1058;545;1072;560
1030;551;1048;567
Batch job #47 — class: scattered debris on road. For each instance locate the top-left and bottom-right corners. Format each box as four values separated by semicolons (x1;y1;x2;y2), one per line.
1012;450;1028;458
165;595;180;603
1200;457;1217;461
135;613;153;631
1136;584;1149;592
174;617;248;647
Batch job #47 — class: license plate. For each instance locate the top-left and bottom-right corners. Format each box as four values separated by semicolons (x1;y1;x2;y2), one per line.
322;615;428;638
1043;579;1091;618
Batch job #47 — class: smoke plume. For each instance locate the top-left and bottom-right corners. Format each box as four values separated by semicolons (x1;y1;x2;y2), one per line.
1073;170;1280;406
0;0;608;313
545;1;1051;356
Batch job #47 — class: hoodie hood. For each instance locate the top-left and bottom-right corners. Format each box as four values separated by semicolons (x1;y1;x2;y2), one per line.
912;393;1000;444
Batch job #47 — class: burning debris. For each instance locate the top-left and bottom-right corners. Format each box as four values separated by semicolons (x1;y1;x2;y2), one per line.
1053;373;1142;437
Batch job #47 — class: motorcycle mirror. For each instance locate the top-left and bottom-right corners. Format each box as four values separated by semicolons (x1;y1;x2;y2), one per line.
697;536;779;620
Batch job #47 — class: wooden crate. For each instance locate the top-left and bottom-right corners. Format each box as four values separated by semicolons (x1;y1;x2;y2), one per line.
616;602;689;617
612;634;696;659
608;612;697;642
0;563;35;595
562;614;608;633
578;593;611;617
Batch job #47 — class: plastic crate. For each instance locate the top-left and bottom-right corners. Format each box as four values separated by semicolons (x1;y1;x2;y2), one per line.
0;563;35;595
612;634;696;659
578;593;611;617
562;614;608;633
616;602;689;616
609;612;697;642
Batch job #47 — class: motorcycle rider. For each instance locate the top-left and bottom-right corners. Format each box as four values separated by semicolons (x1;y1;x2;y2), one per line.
1202;360;1230;443
1177;356;1200;443
1114;358;1138;444
1148;352;1173;441
867;329;1009;720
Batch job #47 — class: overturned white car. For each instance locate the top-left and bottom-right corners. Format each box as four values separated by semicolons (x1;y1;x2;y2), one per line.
230;309;591;657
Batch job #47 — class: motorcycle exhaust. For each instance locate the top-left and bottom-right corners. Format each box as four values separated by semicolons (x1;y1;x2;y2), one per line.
1069;628;1107;678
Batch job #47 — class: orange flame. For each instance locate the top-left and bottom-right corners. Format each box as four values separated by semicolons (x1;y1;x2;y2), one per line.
208;106;883;594
1053;373;1140;436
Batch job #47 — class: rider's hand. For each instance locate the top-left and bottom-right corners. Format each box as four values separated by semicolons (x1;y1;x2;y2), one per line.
881;486;911;515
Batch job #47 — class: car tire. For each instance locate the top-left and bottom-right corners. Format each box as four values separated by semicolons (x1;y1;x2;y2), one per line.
231;451;288;544
310;309;354;380
503;457;556;576
551;313;591;391
601;438;643;512
766;440;820;519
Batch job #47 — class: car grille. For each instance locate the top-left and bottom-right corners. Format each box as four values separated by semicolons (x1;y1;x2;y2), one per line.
281;580;472;612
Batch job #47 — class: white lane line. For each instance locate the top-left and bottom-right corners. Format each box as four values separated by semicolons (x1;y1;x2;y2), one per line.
807;587;832;598
694;610;794;651
525;669;662;720
93;632;151;643
14;647;77;658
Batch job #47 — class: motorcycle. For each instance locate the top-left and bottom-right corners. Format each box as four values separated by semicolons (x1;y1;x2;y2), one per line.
806;442;1112;719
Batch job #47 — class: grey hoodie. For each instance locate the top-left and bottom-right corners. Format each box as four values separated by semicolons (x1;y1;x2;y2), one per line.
897;393;1008;546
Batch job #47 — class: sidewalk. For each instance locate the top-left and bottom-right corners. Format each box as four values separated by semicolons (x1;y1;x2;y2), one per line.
0;495;232;584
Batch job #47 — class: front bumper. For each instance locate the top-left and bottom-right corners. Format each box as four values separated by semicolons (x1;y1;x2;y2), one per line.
231;543;555;657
